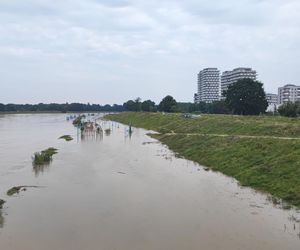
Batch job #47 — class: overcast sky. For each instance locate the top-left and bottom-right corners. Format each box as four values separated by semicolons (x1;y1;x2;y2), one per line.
0;0;299;104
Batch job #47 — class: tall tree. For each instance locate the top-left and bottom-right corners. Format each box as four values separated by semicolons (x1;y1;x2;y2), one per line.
0;103;5;112
158;95;177;112
141;100;156;112
123;100;136;111
224;79;268;115
134;97;142;112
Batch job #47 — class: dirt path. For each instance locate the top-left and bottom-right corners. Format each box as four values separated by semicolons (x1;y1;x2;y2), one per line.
163;132;300;140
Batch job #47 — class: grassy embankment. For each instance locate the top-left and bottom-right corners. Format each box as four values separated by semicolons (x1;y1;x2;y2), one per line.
106;112;300;208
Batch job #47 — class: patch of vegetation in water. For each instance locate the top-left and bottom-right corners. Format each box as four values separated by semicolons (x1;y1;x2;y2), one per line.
73;115;85;126
104;128;111;135
6;185;40;196
7;186;23;196
0;199;5;209
32;147;58;166
0;211;4;228
59;135;73;141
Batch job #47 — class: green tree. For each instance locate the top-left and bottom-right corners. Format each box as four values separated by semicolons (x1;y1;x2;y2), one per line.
224;79;268;115
123;100;136;111
177;102;192;113
141;100;156;112
209;100;230;114
134;97;142;112
0;103;5;112
158;95;177;112
123;98;142;111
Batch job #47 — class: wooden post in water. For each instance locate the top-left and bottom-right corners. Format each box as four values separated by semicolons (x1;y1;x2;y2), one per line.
129;122;132;135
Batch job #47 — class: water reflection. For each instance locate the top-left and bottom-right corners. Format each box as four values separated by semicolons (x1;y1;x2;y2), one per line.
0;210;4;228
288;215;300;239
33;162;51;177
80;130;103;142
104;128;111;136
124;126;133;139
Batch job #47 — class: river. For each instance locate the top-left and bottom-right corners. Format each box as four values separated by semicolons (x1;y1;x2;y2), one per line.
0;113;299;250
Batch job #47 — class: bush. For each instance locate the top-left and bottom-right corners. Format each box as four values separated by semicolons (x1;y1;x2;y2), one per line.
158;95;177;113
278;102;300;117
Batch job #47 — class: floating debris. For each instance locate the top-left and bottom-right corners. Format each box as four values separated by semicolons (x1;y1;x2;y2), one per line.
289;215;300;223
142;141;159;145
250;204;264;209
117;172;126;175
204;167;210;171
282;203;292;210
59;135;73;141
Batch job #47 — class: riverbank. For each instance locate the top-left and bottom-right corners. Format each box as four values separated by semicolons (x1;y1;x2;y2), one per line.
0;111;107;114
106;112;300;208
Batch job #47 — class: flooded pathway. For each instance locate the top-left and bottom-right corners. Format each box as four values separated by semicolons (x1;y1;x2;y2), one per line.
0;114;299;250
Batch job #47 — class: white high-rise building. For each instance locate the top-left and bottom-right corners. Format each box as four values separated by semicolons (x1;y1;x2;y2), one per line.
221;68;257;97
197;68;220;103
278;84;300;104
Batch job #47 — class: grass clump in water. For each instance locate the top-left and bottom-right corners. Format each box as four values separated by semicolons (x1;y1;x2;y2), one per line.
73;115;85;126
7;186;22;196
59;135;73;141
32;147;58;166
0;199;5;209
104;128;111;135
6;185;41;196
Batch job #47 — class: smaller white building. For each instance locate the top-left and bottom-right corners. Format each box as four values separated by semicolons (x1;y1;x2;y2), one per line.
221;68;257;97
278;84;300;105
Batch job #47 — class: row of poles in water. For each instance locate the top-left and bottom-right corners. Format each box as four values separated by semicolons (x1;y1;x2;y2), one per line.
70;114;133;141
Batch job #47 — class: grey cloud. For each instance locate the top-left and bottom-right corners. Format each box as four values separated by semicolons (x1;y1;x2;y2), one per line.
0;0;299;103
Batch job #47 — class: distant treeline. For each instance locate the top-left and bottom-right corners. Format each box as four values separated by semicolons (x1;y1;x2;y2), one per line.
122;79;269;115
0;103;125;113
0;100;235;114
122;96;230;114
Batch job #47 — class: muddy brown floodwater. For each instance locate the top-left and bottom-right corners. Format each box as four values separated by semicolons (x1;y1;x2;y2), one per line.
0;113;300;250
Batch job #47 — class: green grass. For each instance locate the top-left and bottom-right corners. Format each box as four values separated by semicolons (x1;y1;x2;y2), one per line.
32;147;58;166
59;135;73;141
106;112;300;207
106;112;300;137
